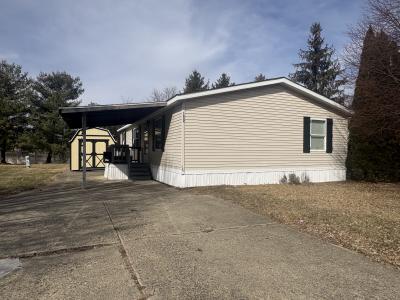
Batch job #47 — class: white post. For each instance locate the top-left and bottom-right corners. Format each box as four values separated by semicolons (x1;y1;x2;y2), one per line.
82;112;87;188
25;155;30;168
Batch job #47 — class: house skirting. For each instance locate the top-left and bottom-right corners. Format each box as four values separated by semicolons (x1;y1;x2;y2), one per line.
150;165;346;188
150;165;185;187
104;163;129;180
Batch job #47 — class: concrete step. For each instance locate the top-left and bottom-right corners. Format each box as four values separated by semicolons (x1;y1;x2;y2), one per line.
130;176;152;180
129;163;150;168
129;169;150;174
129;163;151;180
130;173;152;179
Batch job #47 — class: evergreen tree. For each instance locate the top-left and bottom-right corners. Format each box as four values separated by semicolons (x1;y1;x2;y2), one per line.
212;73;235;88
290;22;347;104
31;72;83;163
183;70;209;93
254;73;266;81
351;27;376;111
0;61;32;163
347;27;400;181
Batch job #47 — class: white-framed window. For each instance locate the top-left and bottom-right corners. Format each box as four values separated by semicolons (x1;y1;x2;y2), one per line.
310;118;326;151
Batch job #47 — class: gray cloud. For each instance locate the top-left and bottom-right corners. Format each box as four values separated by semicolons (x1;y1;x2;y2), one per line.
0;0;363;104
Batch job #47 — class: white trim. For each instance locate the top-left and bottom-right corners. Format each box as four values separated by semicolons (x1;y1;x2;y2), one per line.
149;165;346;188
182;169;346;187
61;101;166;113
68;127;116;143
166;78;352;116
117;124;133;132
310;118;327;151
181;102;186;174
150;164;185;188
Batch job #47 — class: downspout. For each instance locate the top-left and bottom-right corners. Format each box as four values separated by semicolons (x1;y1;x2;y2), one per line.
181;102;186;182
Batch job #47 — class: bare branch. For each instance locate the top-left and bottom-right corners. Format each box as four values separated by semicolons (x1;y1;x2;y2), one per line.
344;0;400;83
147;86;178;102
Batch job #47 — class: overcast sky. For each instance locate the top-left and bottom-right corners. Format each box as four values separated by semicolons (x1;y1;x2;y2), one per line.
1;0;363;104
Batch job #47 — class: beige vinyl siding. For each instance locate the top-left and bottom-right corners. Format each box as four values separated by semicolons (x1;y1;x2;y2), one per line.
184;85;348;170
142;105;182;170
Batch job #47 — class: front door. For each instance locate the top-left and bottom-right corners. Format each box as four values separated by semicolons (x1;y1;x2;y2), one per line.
142;128;149;163
79;139;109;169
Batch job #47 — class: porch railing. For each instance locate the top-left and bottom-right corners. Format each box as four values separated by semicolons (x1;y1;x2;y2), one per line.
104;144;141;164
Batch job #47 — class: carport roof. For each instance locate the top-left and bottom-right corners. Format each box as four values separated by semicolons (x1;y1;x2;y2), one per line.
59;102;166;128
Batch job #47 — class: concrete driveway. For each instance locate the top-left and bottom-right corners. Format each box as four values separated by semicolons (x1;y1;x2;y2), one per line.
0;173;399;299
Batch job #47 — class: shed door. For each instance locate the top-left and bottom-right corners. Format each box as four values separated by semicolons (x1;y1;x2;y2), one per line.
79;139;109;169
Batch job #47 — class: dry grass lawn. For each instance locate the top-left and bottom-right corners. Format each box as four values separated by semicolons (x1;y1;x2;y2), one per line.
190;182;400;268
0;164;68;196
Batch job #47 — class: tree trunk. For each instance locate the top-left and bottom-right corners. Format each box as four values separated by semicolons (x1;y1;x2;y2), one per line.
0;147;5;164
46;151;52;164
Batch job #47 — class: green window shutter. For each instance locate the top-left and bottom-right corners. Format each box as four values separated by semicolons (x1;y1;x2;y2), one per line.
161;115;166;152
303;117;310;153
326;118;333;153
152;119;155;151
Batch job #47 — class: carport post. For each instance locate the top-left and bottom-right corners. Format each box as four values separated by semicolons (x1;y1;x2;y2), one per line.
82;112;87;188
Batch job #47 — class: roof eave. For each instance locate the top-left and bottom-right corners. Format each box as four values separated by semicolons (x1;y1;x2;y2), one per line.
165;77;352;117
59;101;166;115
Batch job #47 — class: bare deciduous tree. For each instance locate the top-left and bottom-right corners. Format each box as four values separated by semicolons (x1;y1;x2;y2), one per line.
344;0;400;82
148;86;178;102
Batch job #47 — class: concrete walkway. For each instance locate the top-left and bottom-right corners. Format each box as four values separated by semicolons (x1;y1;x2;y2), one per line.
0;172;399;299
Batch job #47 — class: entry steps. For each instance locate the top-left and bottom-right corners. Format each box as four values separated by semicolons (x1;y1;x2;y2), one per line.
129;163;152;180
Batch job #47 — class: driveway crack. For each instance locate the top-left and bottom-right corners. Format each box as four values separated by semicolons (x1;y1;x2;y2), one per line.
103;201;148;298
1;242;116;260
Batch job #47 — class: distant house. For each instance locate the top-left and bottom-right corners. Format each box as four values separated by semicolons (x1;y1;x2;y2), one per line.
69;127;116;171
117;77;351;187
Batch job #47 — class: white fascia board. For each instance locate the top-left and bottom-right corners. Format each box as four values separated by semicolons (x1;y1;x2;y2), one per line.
117;124;133;132
281;79;352;115
166;78;352;116
68;127;117;143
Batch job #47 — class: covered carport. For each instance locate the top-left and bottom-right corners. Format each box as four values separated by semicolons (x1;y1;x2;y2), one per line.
59;102;166;187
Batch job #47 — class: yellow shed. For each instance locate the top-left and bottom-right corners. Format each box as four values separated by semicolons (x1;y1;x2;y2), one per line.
69;127;116;171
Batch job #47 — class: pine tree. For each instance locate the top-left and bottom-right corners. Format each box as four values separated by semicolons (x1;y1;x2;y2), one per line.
0;61;32;163
290;22;346;104
347;27;400;181
254;73;266;81
183;70;209;93
212;73;234;89
31;72;83;163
